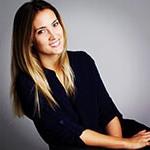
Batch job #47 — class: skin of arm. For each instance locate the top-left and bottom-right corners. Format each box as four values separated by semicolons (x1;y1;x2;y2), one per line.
80;129;150;149
80;129;126;149
105;116;122;137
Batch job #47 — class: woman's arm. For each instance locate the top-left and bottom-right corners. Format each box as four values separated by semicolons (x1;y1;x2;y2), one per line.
80;129;150;149
106;116;122;137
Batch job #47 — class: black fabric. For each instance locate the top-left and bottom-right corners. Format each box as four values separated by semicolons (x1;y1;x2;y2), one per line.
121;119;150;137
16;51;149;150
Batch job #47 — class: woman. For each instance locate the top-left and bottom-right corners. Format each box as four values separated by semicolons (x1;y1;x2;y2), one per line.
11;0;150;149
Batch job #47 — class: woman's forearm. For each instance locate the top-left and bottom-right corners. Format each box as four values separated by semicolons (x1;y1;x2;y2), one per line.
80;129;150;149
80;129;126;149
106;116;122;137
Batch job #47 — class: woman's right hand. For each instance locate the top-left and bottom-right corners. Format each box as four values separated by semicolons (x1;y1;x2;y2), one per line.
125;130;150;149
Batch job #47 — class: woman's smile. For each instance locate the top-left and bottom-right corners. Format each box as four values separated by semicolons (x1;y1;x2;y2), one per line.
49;39;60;48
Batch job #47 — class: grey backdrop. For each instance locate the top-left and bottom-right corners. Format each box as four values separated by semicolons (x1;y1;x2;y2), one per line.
0;0;150;150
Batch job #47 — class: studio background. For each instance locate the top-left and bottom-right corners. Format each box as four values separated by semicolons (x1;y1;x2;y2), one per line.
0;0;150;149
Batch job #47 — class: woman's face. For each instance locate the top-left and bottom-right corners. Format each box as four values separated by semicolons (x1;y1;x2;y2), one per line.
32;9;64;58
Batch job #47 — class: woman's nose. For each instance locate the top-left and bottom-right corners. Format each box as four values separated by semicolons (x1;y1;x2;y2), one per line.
47;29;56;40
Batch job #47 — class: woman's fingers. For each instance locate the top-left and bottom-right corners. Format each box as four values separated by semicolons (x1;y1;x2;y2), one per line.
137;130;146;134
143;131;150;135
143;131;150;139
133;130;149;137
140;131;150;140
133;130;145;137
128;130;150;149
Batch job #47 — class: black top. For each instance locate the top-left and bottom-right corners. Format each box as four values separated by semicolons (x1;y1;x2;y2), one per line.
16;51;122;149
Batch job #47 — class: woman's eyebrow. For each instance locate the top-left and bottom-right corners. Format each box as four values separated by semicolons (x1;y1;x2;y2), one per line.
35;26;46;32
35;19;58;32
52;19;58;24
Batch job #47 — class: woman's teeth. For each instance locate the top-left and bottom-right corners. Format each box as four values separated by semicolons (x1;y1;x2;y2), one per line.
50;40;60;47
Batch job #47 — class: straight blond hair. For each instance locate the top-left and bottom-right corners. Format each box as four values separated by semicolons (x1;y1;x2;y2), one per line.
11;0;75;117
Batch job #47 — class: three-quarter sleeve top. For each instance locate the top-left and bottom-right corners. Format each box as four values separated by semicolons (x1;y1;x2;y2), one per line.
16;51;122;149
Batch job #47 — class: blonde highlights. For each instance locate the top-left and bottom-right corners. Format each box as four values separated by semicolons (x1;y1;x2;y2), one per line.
11;0;75;117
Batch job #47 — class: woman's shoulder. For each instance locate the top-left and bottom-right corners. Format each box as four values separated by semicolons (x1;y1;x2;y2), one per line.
67;50;89;57
67;50;94;63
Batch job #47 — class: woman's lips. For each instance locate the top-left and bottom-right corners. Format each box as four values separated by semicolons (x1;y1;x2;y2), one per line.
49;39;60;48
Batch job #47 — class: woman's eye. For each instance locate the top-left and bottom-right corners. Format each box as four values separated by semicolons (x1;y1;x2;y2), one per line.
37;29;46;35
53;21;59;27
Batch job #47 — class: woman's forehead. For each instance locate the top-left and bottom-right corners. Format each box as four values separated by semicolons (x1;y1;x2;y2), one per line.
33;9;57;27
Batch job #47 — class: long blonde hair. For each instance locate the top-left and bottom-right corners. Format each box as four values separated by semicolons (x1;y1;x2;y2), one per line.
11;0;75;117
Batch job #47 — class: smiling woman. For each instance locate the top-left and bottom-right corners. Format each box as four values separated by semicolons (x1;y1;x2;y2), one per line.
10;0;150;150
33;9;64;57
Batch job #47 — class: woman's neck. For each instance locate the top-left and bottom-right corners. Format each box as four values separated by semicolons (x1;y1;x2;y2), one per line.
40;54;61;71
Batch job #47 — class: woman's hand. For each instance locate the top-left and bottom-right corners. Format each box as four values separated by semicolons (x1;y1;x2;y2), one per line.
125;130;150;149
80;129;150;149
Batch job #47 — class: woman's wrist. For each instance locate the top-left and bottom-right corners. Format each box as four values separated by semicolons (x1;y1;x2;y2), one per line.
122;138;131;149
